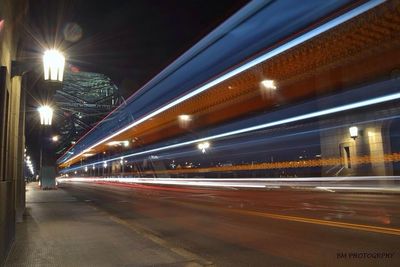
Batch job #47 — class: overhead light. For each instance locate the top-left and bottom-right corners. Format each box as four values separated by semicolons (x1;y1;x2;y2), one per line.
37;105;53;125
43;49;65;82
52;135;59;142
260;79;277;90
83;153;95;157
107;140;129;147
179;114;192;121
107;141;120;146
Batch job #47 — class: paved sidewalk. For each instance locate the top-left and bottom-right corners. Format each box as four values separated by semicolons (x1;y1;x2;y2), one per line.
5;183;207;267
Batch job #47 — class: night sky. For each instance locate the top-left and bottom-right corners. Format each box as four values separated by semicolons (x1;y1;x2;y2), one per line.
28;0;249;96
25;0;248;168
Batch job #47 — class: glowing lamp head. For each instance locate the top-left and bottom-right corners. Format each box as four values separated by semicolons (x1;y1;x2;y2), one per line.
37;105;53;125
52;135;59;142
179;114;192;121
197;142;210;153
260;79;277;90
43;49;65;82
349;126;359;139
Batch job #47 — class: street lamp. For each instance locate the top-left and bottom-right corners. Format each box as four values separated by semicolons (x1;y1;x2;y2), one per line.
43;49;65;82
349;126;358;140
37;105;54;125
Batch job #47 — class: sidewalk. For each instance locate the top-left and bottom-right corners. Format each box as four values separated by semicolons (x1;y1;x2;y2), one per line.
5;183;207;267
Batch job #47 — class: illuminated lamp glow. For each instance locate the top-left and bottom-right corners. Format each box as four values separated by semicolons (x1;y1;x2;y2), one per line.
197;142;210;153
37;105;53;125
179;114;192;121
60;0;384;165
107;141;120;146
43;49;65;81
349;126;358;139
260;80;277;90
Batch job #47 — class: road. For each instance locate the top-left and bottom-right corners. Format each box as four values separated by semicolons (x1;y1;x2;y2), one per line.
59;181;400;267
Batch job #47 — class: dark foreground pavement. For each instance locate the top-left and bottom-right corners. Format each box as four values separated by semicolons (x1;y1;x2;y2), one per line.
5;181;400;266
5;182;211;267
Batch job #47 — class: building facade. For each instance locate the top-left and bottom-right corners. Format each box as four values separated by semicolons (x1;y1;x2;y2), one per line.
0;0;28;264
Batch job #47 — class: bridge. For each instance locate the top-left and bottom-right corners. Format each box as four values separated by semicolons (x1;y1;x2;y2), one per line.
1;0;400;266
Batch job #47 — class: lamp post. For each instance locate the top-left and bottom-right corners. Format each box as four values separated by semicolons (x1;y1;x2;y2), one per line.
36;49;65;188
37;105;54;188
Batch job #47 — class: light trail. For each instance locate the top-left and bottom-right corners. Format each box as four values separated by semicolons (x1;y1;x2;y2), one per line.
62;110;400;172
60;0;385;166
57;176;400;191
57;177;266;189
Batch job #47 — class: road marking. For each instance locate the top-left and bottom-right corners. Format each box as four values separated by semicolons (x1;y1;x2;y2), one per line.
171;200;400;236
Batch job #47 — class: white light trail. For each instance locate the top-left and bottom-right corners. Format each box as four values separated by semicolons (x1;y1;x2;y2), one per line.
63;91;400;173
61;0;384;165
56;176;400;190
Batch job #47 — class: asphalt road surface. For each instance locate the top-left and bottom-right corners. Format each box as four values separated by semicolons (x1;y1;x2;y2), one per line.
59;181;400;267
